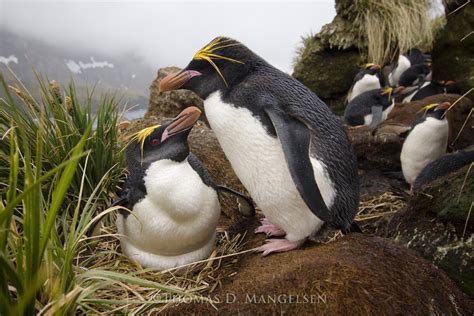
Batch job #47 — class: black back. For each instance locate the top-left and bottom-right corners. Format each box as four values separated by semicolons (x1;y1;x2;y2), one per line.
182;37;359;230
399;63;431;87
411;81;446;101
413;150;474;191
344;89;393;126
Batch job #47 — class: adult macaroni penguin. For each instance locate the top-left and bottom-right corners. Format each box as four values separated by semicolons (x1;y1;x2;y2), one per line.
159;37;360;255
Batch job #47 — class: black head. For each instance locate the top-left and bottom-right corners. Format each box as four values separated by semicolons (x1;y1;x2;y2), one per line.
126;106;201;165
361;63;381;76
159;36;263;99
419;102;451;120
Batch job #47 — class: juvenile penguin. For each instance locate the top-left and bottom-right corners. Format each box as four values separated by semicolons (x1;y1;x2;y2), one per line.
116;107;221;269
347;63;383;102
159;37;359;255
400;102;450;187
344;87;395;129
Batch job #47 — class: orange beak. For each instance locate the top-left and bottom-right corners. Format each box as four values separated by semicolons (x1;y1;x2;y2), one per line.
435;102;450;111
162;106;202;141
159;70;202;92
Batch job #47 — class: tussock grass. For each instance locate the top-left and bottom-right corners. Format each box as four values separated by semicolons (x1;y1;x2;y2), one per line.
353;0;436;64
0;71;249;314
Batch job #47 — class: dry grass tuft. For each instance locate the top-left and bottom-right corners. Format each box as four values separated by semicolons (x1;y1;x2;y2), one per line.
353;0;437;64
75;221;249;314
355;191;407;235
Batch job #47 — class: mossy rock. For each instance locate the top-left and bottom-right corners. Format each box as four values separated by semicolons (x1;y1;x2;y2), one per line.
432;2;474;95
389;166;474;295
293;37;362;114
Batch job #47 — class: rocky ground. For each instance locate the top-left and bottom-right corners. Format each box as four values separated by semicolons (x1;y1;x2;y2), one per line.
120;71;473;313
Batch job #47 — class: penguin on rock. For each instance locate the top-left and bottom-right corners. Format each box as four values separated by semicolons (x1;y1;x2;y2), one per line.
344;87;397;130
115;106;254;269
347;63;384;102
159;37;360;256
400;80;455;103
400;102;450;189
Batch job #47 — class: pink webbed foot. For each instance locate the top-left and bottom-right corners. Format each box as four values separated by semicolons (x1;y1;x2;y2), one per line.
254;218;286;237
256;238;306;256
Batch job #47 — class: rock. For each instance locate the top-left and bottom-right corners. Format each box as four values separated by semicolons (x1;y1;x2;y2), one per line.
122;118;247;223
292;1;366;115
347;125;404;170
432;2;474;95
147;67;205;122
170;230;473;314
293;42;361;114
389;165;474;295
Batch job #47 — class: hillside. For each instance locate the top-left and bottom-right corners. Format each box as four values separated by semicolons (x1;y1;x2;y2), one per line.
0;28;154;115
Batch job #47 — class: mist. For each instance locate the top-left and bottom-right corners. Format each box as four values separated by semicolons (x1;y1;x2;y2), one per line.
0;0;336;72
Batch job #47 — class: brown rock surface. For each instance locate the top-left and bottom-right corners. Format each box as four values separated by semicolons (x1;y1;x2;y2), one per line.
170;231;473;314
147;66;205;122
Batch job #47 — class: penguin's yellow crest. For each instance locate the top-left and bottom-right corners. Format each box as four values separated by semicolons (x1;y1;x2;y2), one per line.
362;63;376;69
193;37;244;87
381;87;393;99
131;124;161;153
417;103;438;114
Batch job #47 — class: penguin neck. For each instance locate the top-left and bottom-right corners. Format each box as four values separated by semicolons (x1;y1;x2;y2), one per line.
142;142;189;165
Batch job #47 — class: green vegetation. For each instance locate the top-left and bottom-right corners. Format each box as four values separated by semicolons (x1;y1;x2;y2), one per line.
0;73;206;314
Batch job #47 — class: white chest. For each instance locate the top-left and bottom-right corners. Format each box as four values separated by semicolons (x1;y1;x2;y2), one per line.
350;75;381;101
117;159;220;257
204;91;335;240
401;117;449;184
389;55;410;86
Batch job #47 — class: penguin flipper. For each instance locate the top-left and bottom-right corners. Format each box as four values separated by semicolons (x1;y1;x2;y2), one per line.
264;107;332;223
369;106;383;130
216;185;256;217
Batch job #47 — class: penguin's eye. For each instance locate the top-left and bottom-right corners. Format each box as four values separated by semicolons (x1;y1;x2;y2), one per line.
150;139;159;146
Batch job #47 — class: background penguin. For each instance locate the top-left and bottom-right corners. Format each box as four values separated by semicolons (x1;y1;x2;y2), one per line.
398;62;432;90
401;80;455;103
344;87;395;130
413;148;474;193
115;106;254;269
347;63;383;102
400;102;450;188
159;36;360;256
388;48;428;87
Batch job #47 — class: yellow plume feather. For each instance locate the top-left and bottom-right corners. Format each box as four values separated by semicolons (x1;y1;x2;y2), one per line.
417;103;438;114
193;37;244;87
381;87;393;100
130;124;161;154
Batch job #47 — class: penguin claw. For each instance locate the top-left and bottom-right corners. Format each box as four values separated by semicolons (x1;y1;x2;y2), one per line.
254;218;286;237
255;238;305;256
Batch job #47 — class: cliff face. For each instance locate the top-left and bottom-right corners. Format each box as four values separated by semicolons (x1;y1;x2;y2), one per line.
433;2;474;94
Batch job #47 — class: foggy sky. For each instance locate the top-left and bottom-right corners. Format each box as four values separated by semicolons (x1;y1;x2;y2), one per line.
0;1;336;72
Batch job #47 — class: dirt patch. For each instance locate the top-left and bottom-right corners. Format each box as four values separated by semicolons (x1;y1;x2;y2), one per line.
169;232;473;315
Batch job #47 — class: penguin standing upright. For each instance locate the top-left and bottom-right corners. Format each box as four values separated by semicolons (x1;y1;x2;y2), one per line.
159;37;359;255
347;64;383;102
388;48;428;87
400;102;450;187
344;87;395;129
116;107;221;269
